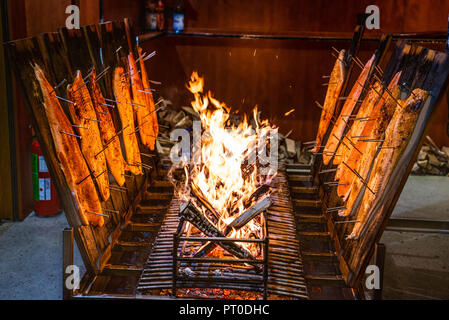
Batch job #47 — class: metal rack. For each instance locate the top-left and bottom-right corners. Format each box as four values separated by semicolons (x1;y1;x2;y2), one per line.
172;211;269;299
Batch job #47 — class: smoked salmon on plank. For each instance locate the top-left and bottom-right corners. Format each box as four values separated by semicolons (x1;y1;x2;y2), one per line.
89;69;126;186
334;81;382;177
138;47;159;150
113;67;143;175
34;64;104;227
337;72;401;216
323;54;374;165
337;72;401;205
128;53;155;149
67;70;110;201
311;49;346;153
348;88;429;239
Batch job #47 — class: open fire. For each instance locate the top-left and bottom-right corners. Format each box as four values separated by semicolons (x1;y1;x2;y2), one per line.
169;72;277;256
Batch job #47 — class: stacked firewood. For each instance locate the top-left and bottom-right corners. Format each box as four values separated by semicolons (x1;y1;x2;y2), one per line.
278;134;314;165
411;136;449;176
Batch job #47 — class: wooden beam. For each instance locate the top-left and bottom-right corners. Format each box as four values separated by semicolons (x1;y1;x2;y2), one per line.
103;264;143;277
305;274;345;287
63;228;74;300
373;243;385;300
302;251;337;262
127;222;161;232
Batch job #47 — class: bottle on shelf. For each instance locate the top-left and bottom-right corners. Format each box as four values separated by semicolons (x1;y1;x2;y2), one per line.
156;0;165;31
144;0;158;32
173;0;185;33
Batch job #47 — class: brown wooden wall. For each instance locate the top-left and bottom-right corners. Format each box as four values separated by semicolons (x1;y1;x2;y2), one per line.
3;0;449;221
114;0;449;146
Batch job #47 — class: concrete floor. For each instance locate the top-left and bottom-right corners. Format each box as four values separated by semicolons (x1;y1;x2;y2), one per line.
381;176;449;299
0;212;84;300
0;175;448;300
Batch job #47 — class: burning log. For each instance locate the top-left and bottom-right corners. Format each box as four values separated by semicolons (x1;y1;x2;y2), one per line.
225;196;271;233
244;184;271;207
190;180;221;221
179;201;259;264
193;195;272;258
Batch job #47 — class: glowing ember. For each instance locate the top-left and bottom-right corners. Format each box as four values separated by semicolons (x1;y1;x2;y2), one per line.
169;72;277;252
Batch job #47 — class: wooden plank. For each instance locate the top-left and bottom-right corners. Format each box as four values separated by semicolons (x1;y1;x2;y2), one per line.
128;222;161;232
302;251;337;262
305;274;345;287
297;231;330;240
372;243;385;300
103;265;143;277
63;228;74;300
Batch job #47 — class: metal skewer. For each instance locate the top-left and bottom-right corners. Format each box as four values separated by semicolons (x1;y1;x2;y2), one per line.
77;170;95;185
94;169;107;179
335;220;360;224
85;118;101;123
60;131;81;139
71;125;89;129
49;79;67;94
341;161;375;195
55;96;76;105
73;80;89;93
327;206;347;212
319;168;337;174
86;211;109;218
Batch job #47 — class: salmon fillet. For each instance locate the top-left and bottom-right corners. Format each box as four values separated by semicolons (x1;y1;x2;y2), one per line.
348;88;429;239
337;72;401;206
323;54;374;165
138;47;159;150
128;53;155;148
113;67;143;175
67;71;110;201
89;69;126;186
311;49;346;153
334;81;382;172
34;64;104;227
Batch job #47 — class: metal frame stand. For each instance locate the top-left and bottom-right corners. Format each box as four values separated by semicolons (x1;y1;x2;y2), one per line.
172;212;269;299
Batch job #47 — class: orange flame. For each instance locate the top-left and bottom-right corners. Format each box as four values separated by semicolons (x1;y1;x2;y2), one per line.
170;72;276;252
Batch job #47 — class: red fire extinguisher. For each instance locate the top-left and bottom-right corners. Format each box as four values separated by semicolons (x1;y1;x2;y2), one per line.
32;139;61;217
